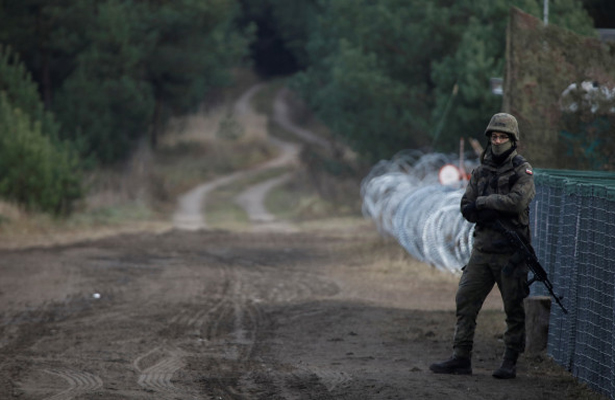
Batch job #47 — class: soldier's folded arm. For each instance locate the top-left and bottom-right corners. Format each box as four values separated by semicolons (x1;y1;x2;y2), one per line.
459;171;480;222
474;191;529;214
474;175;535;214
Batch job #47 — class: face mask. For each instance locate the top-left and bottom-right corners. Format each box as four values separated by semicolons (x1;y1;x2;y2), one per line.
492;140;512;156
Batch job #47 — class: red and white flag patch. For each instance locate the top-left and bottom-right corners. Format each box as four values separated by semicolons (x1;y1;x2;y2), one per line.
525;169;533;175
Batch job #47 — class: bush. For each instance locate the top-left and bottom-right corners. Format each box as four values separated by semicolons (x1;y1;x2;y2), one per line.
0;45;83;214
0;92;82;214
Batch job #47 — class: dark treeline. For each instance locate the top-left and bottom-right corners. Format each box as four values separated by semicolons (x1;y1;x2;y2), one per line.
243;0;601;160
0;0;609;213
0;0;252;163
285;0;597;161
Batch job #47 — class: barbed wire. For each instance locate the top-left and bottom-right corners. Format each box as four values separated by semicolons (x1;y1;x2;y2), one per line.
361;150;479;273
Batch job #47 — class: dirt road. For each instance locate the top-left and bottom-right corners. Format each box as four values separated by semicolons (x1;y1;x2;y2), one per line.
173;85;299;231
0;222;604;400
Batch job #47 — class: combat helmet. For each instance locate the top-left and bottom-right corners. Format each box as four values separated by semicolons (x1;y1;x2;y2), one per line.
484;113;519;141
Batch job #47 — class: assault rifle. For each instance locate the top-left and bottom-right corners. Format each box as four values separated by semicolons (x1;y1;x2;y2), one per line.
491;220;569;314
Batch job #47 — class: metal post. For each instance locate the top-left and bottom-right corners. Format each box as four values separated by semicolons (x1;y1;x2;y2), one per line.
543;0;549;26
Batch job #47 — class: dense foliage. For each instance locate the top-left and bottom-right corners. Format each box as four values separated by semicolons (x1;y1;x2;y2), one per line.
289;0;596;161
0;46;82;214
0;0;253;164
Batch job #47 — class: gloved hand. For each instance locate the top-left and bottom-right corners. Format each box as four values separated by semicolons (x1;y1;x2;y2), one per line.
477;209;500;223
461;202;478;222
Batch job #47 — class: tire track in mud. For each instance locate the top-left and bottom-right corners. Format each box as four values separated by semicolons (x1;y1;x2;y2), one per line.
220;268;342;398
264;305;353;399
216;253;344;397
3;238;345;399
193;268;263;398
168;262;233;329
128;249;266;399
1;290;104;400
158;247;341;399
133;344;187;397
129;255;237;399
11;358;104;400
310;368;352;392
38;369;103;400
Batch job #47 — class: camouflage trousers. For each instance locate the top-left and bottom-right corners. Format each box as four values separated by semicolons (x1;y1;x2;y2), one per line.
453;249;529;359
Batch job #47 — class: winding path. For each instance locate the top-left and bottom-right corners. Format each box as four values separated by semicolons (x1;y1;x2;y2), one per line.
173;85;324;231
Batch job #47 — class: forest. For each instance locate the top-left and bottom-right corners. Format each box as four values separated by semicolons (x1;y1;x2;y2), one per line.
0;0;611;214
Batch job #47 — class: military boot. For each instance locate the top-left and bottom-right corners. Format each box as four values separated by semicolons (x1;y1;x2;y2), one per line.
492;358;516;379
493;348;518;379
429;356;472;375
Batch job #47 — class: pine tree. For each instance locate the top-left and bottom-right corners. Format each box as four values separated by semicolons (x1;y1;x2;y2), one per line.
0;46;82;214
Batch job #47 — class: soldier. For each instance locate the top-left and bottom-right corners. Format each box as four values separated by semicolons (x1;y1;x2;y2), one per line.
429;113;535;379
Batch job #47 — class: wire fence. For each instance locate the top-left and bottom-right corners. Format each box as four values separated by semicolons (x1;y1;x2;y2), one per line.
531;169;615;400
360;150;478;273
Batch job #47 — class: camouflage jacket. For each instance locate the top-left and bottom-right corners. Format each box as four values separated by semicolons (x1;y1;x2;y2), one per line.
460;149;536;253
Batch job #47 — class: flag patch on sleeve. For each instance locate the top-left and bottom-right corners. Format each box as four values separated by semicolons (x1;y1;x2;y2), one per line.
525;169;533;175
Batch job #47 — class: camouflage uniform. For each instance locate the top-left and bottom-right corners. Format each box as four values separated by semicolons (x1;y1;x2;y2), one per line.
454;143;536;360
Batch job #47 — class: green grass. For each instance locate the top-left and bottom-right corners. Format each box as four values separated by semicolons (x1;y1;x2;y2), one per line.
68;203;155;226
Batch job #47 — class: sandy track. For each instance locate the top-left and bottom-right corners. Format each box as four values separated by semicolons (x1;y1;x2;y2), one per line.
234;172;295;232
173;84;303;231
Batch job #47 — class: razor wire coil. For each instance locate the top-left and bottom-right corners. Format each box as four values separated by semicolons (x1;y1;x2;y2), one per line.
361;151;478;273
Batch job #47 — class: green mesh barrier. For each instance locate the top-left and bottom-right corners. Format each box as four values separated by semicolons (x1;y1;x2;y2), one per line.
536;169;615;198
532;169;615;398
